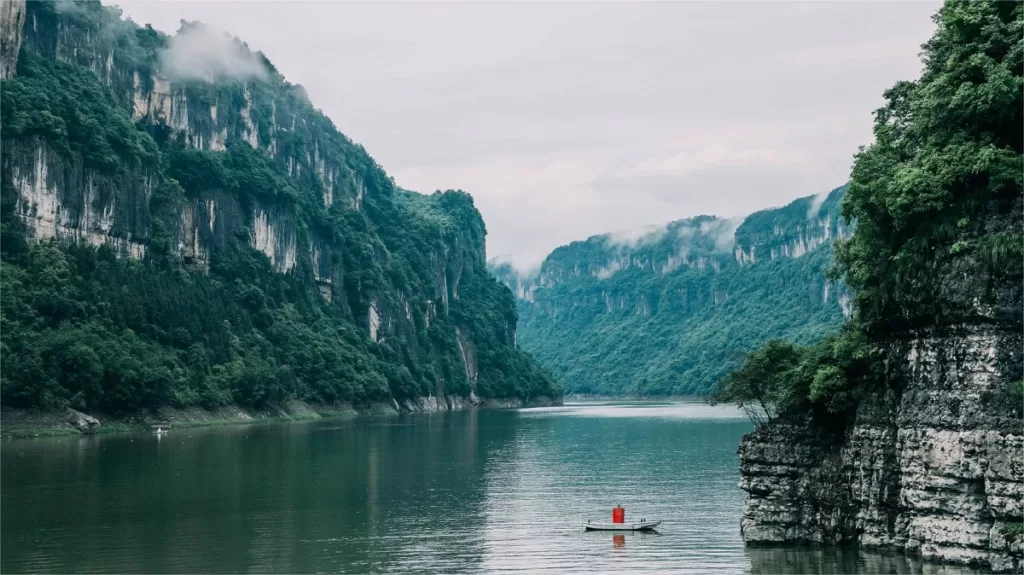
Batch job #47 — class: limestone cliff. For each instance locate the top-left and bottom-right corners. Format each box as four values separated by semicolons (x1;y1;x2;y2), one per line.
736;3;1024;557
737;192;1023;572
0;0;25;79
0;0;559;412
739;321;1022;571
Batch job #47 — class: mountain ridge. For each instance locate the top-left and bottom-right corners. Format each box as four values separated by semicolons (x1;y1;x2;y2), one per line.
489;184;851;396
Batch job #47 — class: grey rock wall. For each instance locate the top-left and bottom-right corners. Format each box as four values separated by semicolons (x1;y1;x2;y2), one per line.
739;324;1023;572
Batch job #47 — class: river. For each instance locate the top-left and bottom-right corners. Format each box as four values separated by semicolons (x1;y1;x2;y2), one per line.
1;401;977;573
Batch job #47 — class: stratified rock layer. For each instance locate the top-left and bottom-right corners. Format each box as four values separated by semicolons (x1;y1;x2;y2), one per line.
739;324;1023;572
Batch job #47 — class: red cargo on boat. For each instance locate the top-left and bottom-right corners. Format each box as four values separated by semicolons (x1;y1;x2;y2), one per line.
612;506;625;524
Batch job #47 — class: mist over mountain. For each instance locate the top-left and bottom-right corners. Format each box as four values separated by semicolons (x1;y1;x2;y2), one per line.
490;185;851;396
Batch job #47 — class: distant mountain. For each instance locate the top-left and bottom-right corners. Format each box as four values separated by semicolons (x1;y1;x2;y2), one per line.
489;185;851;396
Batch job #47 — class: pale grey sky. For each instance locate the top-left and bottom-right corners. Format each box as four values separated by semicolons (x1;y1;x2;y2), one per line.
114;1;941;272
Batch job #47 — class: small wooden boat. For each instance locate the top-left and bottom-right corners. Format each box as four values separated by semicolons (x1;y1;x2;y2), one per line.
583;519;661;531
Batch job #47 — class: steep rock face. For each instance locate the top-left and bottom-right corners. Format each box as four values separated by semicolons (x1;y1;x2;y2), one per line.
0;0;25;79
10;6;366;274
733;186;851;264
8;138;152;258
739;323;1022;572
739;192;1023;572
489;186;852;396
0;0;559;411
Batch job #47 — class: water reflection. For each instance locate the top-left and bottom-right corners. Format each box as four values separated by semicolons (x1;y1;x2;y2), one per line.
1;402;985;574
747;546;985;574
2;411;514;573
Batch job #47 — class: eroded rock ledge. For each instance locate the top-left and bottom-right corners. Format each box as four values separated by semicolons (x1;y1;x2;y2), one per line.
738;324;1023;572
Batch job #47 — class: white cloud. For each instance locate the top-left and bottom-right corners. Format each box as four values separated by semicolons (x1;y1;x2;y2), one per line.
159;23;269;82
605;224;668;248
807;188;832;219
701;217;744;252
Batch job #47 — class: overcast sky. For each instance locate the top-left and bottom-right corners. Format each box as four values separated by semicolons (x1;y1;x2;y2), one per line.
114;1;941;272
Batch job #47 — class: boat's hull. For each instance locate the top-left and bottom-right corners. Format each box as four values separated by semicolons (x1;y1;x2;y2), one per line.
583;520;661;531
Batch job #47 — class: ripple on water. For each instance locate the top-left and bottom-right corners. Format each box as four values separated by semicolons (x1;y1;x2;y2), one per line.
0;401;986;574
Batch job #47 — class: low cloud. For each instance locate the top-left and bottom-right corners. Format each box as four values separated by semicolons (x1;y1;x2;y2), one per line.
604;223;668;248
806;188;831;219
487;253;542;277
603;215;742;255
160;23;269;82
699;217;743;252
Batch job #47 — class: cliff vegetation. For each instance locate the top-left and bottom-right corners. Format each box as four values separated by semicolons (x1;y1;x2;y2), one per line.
0;1;558;415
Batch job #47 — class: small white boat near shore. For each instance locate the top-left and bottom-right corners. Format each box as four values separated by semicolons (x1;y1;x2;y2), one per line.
583;520;661;531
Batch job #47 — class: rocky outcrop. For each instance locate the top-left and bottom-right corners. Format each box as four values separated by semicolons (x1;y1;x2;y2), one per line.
65;408;100;433
395;395;472;412
6;6;368;270
389;393;558;412
9;139;152;258
0;0;25;79
249;206;296;273
739;323;1023;572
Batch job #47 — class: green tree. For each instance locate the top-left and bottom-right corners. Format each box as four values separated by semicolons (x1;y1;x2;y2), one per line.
836;0;1022;332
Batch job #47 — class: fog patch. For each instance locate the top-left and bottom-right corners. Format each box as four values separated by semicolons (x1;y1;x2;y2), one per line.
604;223;668;248
595;259;625;280
487;253;542;277
698;217;742;252
160;22;269;82
291;84;312;106
806;188;831;219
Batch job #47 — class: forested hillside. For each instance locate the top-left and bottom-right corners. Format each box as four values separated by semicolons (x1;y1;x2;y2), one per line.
0;0;558;414
490;186;851;396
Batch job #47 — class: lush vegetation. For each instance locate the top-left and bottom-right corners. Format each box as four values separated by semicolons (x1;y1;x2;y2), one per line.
1002;522;1024;543
710;329;881;429
714;0;1022;426
837;0;1022;333
1;1;557;414
491;188;850;396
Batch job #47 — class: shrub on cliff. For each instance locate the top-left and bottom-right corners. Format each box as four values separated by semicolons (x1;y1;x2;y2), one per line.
711;327;880;427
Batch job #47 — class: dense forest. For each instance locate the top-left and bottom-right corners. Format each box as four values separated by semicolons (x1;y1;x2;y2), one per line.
715;0;1023;424
490;186;851;396
0;1;558;414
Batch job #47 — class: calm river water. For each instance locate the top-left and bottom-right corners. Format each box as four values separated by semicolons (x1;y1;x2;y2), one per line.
2;401;978;573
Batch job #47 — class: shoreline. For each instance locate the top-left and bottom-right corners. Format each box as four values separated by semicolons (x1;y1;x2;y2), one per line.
1;395;561;439
564;393;708;402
